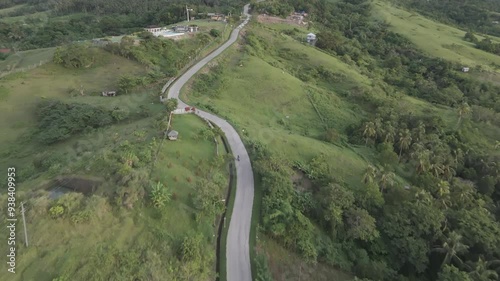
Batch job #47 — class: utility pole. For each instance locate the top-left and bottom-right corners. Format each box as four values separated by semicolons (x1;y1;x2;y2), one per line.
20;202;28;247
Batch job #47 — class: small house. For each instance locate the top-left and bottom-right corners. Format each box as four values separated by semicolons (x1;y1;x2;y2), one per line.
145;25;162;34
306;33;316;43
462;67;470;73
167;130;179;141
0;48;11;54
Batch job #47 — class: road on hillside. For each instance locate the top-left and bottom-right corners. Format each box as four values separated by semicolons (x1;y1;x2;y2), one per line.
167;4;254;281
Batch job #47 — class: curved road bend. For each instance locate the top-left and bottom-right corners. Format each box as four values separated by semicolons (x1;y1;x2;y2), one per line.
167;4;254;281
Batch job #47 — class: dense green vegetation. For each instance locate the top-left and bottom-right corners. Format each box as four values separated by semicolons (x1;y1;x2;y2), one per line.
0;0;243;50
34;100;116;144
179;0;500;279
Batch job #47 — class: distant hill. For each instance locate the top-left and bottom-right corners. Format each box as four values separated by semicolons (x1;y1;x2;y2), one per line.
392;0;500;37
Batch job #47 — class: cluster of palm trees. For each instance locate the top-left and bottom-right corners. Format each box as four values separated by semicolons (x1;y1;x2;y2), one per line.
362;165;395;193
361;116;460;181
362;119;413;160
433;231;499;280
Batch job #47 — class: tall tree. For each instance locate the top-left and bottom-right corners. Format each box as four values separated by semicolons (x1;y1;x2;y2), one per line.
398;129;412;160
362;165;378;185
467;257;499;281
432;231;469;269
378;168;395;193
363;121;377;145
383;121;396;143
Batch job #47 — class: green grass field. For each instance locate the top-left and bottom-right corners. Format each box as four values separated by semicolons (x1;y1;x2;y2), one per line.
0;48;56;75
0;49;146;146
0;113;228;281
372;1;500;72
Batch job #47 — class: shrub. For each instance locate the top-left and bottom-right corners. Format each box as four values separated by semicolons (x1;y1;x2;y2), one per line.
150;181;172;208
49;205;65;219
209;29;221;37
34;100;115;144
53;43;100;68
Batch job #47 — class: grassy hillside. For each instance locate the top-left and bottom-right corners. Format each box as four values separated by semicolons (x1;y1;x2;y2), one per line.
0;33;232;280
0;49;145;147
0;114;228;281
182;1;500;278
373;0;500;72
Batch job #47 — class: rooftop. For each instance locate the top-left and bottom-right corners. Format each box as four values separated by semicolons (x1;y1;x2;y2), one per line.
167;130;179;137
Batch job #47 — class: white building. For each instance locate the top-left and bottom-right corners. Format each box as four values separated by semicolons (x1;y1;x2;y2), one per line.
145;26;163;35
306;33;316;43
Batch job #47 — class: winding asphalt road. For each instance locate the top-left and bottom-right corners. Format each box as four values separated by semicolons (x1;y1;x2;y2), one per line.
167;4;254;281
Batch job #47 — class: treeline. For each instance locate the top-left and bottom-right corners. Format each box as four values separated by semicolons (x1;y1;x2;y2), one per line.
103;32;212;76
32;99;145;144
464;31;500;56
392;0;500;37
252;1;294;18
0;0;243;50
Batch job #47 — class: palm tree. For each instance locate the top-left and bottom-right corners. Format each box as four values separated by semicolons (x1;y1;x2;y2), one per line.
412;121;426;142
432;231;469;269
374;117;384;140
436;180;451;209
411;144;431;174
383;121;396;144
495;140;500;149
415;190;432;206
467;257;499;281
363;121;377;145
362;165;378;185
150;181;172;208
398;129;412;160
378;168;395;193
456;102;471;129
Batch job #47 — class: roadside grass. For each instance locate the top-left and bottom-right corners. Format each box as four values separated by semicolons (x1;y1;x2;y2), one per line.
0;49;147;146
256;235;353;281
0;47;56;74
372;0;500;74
0;113;227;281
151;114;222;204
